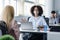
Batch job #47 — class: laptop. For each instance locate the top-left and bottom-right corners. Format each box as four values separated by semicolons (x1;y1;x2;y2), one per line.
20;22;33;30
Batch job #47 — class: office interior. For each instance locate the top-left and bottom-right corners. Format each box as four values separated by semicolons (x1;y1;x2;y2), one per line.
0;0;60;40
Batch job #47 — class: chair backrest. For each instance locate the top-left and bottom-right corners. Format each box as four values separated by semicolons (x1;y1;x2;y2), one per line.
28;17;31;21
44;17;49;26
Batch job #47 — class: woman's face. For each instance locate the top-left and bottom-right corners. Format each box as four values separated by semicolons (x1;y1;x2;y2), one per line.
51;13;57;18
33;7;39;16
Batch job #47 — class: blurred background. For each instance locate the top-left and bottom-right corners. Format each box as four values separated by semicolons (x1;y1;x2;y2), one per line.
0;0;59;19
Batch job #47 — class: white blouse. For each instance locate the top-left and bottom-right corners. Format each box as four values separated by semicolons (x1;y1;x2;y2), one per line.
29;16;49;30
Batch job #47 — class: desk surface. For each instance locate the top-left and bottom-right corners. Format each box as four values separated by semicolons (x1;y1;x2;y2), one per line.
49;24;60;26
20;28;60;33
20;28;48;33
20;28;60;40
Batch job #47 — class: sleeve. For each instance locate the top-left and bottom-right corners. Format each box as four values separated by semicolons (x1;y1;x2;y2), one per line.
11;20;20;40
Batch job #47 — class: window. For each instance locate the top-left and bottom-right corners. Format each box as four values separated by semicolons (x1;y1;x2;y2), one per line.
0;0;3;19
9;0;17;16
4;0;17;16
24;2;35;16
24;0;37;16
24;0;45;17
39;0;51;17
24;0;52;17
0;0;19;20
39;0;45;5
0;0;17;18
4;0;10;6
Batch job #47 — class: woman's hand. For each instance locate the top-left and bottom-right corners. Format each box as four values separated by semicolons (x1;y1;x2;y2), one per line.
37;25;44;31
21;18;27;22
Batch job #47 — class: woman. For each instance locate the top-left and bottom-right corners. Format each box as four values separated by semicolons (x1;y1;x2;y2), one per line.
2;5;20;40
29;5;49;31
28;5;49;40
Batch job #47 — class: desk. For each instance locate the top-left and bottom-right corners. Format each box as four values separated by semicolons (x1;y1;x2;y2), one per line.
49;24;60;32
20;29;60;40
20;28;47;40
49;24;60;26
20;29;47;33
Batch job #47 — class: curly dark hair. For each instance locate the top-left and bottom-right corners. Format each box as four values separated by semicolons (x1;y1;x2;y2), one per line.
51;11;56;14
31;5;43;16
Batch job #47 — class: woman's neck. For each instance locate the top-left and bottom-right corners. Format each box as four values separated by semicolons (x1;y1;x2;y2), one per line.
34;15;39;17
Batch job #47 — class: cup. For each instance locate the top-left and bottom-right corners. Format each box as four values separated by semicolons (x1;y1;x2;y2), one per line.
37;26;44;31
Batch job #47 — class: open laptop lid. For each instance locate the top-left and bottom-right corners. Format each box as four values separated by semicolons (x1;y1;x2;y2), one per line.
20;22;33;30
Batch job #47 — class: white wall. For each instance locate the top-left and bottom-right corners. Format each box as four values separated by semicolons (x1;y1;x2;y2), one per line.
54;0;60;11
46;0;53;17
17;0;24;16
53;0;60;15
43;0;53;17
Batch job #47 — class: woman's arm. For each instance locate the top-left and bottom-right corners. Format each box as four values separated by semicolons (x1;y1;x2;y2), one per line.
11;20;20;40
